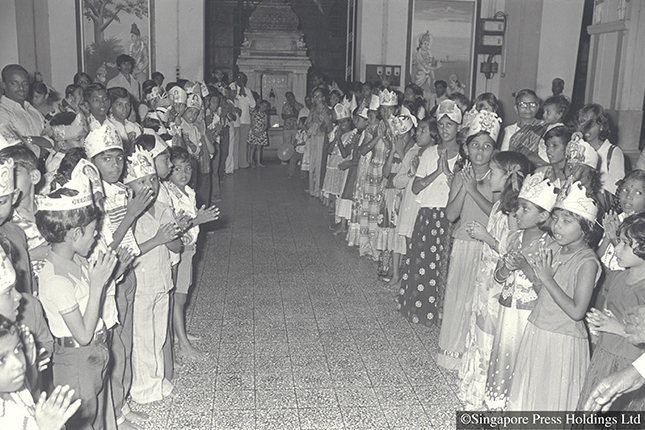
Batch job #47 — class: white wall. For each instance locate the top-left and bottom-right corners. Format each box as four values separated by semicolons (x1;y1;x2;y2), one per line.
154;0;205;83
0;0;19;69
47;0;78;94
536;0;585;99
356;0;409;87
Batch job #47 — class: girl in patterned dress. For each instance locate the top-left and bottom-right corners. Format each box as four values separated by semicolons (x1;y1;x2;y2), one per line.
437;109;498;371
484;171;557;410
507;181;601;410
458;151;530;410
248;100;270;168
396;100;462;327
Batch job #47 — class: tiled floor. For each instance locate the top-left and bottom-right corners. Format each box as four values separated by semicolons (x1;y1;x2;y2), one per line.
131;163;463;429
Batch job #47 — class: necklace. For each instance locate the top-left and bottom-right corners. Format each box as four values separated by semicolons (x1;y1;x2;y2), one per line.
475;169;491;181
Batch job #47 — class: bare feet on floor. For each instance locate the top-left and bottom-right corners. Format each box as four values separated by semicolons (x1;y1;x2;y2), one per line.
124;410;149;423
177;344;207;359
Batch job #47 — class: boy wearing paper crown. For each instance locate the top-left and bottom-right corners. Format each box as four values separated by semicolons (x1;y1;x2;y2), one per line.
47;111;88;174
178;93;215;207
35;165;118;430
0;157;36;296
124;146;181;404
85;123;152;426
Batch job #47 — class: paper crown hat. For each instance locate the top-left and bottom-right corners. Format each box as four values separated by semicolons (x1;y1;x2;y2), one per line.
466;110;501;141
155;106;169;123
0;159;14;197
84;122;123;159
357;106;369;119
378;89;398;107
36;160;94;211
368;94;380;111
186;93;203;110
566;132;599;169
333;99;351;121
123;146;156;184
349;94;358;112
554;180;598;222
0;245;16;293
391;106;418;135
145;86;162;103
142;128;169;158
51;112;87;142
518;171;558;212
435;99;462;124
168;86;188;105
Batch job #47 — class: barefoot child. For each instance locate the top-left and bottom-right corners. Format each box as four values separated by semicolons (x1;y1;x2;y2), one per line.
166;146;219;358
248;100;270;168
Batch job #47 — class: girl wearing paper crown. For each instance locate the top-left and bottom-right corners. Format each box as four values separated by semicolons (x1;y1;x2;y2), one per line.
376;106;418;279
323;101;354;230
507;180;601;410
356;90;397;260
480;170;556;410
438;109;499;371
564;132;606;213
397;100;461;328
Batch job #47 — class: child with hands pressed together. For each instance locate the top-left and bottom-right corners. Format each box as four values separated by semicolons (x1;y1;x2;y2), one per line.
397;100;461;327
35;167;118;430
166;146;219;359
459;150;531;410
0;313;81;430
578;213;645;410
484;171;557;411
437;107;497;370
507;181;602;411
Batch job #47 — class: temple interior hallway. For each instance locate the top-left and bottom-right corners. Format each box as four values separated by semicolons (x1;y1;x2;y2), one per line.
131;162;463;429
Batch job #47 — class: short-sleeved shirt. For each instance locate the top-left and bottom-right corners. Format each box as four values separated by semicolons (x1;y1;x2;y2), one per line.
414;145;458;208
108;116;142;153
133;201;175;295
102;181;140;256
597;139;625;195
39;250;105;338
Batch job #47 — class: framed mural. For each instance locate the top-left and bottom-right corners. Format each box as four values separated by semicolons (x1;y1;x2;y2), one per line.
76;0;154;85
406;0;478;101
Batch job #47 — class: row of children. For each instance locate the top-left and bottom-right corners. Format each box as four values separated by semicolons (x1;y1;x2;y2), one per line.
306;83;645;411
0;66;220;429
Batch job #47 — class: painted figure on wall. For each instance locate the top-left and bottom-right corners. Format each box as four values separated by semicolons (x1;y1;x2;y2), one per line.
129;23;149;83
412;31;442;100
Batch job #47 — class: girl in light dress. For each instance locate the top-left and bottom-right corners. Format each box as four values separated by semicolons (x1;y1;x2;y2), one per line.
483;171;557;410
387;118;437;288
458;151;531;410
437;109;497;370
577;213;645;411
396;100;462;327
507;181;601;410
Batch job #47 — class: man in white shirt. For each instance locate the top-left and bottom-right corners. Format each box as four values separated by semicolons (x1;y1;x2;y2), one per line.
584;306;645;411
107;55;141;102
0;64;52;157
229;72;255;170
